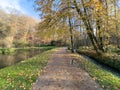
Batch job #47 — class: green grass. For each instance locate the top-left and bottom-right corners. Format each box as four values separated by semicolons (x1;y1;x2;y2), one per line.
73;54;120;90
0;47;56;90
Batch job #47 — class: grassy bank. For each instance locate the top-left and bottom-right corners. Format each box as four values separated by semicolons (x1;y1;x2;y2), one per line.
0;47;56;90
0;46;55;54
77;47;120;71
71;54;120;90
17;46;56;51
0;48;15;54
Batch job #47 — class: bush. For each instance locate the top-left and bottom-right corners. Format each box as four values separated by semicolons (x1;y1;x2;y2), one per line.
50;40;65;46
0;48;15;54
77;50;120;71
104;45;117;53
113;49;120;55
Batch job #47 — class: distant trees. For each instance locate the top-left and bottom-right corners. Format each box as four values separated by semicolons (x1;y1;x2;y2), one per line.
0;9;15;48
36;17;70;46
13;15;37;47
0;9;39;48
35;0;120;53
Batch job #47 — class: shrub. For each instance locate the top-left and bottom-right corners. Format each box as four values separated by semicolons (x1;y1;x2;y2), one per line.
0;48;15;54
77;50;120;71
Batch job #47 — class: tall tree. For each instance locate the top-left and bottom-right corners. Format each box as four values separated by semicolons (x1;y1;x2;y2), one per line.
34;0;120;53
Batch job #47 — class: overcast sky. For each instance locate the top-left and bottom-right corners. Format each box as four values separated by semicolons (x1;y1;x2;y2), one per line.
0;0;40;19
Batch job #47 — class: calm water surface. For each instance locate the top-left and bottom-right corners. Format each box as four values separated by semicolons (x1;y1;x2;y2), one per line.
0;49;44;69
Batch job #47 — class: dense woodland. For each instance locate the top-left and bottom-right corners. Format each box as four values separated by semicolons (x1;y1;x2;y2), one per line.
1;0;120;54
34;0;120;53
32;0;120;73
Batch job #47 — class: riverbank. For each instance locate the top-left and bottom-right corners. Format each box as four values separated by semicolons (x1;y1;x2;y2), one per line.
76;48;120;90
77;48;120;71
0;47;56;90
0;46;55;54
0;48;15;54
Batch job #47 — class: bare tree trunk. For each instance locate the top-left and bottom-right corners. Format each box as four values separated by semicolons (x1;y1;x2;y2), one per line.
114;0;119;48
96;18;104;52
68;17;74;53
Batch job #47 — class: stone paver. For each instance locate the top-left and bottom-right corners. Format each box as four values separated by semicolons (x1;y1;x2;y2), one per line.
32;48;103;90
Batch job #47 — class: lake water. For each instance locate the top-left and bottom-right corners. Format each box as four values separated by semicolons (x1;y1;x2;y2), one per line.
0;49;44;69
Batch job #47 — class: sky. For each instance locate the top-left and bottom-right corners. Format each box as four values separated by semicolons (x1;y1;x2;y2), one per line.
0;0;119;19
0;0;40;19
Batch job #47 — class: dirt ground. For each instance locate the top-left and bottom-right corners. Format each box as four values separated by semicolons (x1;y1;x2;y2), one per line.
32;48;103;90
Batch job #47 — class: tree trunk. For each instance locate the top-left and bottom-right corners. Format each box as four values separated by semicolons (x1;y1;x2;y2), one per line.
73;0;104;54
68;17;74;53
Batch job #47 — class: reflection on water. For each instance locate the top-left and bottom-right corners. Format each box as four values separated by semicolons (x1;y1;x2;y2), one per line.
0;49;44;69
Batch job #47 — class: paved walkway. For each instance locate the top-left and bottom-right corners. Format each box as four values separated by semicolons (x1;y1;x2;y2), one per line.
32;48;103;90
